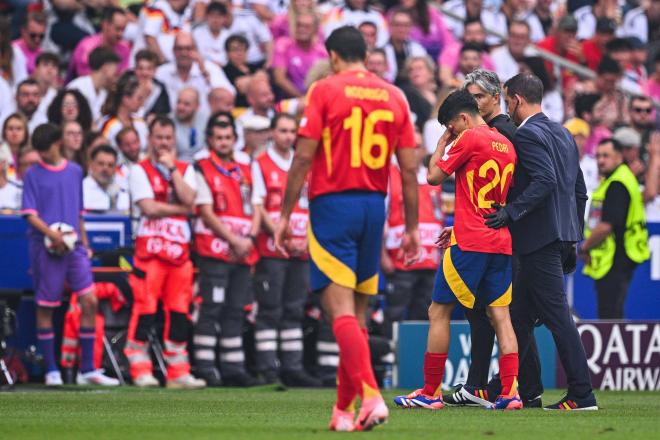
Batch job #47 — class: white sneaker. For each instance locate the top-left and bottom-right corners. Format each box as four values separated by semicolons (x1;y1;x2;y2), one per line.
45;370;63;387
133;374;160;388
166;374;206;389
77;369;120;386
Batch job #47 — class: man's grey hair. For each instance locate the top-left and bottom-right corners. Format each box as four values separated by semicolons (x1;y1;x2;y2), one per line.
462;69;502;97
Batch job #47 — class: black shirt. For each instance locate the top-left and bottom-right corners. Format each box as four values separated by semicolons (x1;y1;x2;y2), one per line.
487;113;517;143
223;63;258;108
400;84;432;131
601;178;635;267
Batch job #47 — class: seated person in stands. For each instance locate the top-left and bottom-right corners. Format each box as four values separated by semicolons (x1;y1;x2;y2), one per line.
0;146;22;211
83;145;130;213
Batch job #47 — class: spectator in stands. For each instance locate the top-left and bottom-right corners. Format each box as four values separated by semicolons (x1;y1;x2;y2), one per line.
438;19;495;89
155;32;236;114
99;72;149;151
67;47;121;124
613;127;646;182
140;0;193;64
223;35;260;108
0;75;14;126
0;113;29;179
61;120;85;165
582;17;617;71
208;87;236;114
271;0;320;40
134;50;171;120
565;117;599;194
396;0;456;60
590;57;629;130
115;126;143;171
628;96;656;162
451;43;484;87
574;0;620;41
236;76;276;150
383;8;428;85
491;20;533;83
579;138;650;320
48;0;97;53
173;88;207;162
220;2;273;69
499;0;544;42
532;0;554;36
358;21;378;50
242;114;272;159
366;48;389;80
47;89;94;134
272;11;327;98
83;145;129;212
620;0;660;45
32;53;60;121
537;15;582;94
400;56;438;130
69;7;130;79
192;1;228;67
15;79;47;133
627;38;648;89
323;0;389;47
605;38;642;93
442;0;507;46
0;145;22;211
12;11;46;75
0;16;28;86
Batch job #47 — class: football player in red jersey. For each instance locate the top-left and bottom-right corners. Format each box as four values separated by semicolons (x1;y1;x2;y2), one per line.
393;90;522;411
274;26;420;431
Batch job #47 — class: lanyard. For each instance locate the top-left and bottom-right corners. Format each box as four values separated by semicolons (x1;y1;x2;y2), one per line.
210;152;242;182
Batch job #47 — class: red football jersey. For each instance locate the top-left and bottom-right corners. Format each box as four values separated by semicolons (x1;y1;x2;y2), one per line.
437;124;517;255
298;69;416;200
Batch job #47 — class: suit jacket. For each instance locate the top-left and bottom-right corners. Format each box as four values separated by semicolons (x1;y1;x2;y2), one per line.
503;113;588;254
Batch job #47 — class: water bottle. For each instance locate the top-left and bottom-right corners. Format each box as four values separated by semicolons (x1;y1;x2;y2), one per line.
382;364;393;389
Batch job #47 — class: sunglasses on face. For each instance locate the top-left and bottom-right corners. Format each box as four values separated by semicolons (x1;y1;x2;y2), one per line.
632;107;652;114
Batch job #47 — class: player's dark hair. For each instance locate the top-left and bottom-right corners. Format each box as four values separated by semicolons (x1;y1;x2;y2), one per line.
206;120;237;139
206;1;228;15
32;123;62;152
325;26;367;63
47;89;93;132
504;73;544;104
88;47;120;72
437;90;479;126
206;111;236;137
36;52;60;67
16;78;39;93
271;113;297;130
149;115;175;133
597;56;622;75
90;144;118;161
460;42;484;55
598;137;624;153
225;34;250;52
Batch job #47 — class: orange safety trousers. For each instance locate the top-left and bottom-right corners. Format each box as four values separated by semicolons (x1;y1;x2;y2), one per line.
61;282;126;370
124;258;193;381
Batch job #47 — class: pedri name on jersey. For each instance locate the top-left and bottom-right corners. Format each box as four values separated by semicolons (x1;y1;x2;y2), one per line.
491;141;510;153
344;85;390;102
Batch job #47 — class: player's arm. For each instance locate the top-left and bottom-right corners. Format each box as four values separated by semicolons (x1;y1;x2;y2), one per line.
427;130;454;185
396;147;419;232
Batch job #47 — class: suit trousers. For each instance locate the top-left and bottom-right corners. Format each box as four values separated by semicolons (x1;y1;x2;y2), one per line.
510;241;593;398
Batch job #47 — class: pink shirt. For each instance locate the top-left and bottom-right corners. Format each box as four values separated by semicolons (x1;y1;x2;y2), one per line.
439;41;495;74
69;34;131;78
12;39;42;75
272;37;327;95
643;78;660;102
388;7;456;61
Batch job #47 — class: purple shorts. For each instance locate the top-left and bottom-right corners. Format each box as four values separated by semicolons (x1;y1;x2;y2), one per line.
29;241;94;307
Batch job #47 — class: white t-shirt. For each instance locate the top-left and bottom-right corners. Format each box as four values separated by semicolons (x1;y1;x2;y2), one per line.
620;7;648;43
141;0;194;63
129;161;197;218
574;5;596;41
249;0;289;16
323;6;390;47
580;154;600;196
83;175;130;212
0;178;22;210
442;0;508;46
250;146;292;205
99;115;150;151
0;77;16;127
382;41;428;84
193;24;229;66
155;61;236;113
10;45;28;86
67;75;108;126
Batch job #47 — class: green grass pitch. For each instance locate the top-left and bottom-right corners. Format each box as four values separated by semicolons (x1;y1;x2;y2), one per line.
1;387;659;439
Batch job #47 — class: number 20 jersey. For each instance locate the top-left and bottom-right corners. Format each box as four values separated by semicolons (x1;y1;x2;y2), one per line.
437;125;517;255
298;69;416;200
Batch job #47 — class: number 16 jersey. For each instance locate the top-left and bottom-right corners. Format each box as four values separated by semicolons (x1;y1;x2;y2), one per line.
298;69;416;200
438;124;517;255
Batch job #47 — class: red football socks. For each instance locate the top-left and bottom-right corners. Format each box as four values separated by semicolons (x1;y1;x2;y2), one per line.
422;352;447;397
336;357;356;411
499;352;519;396
332;315;380;401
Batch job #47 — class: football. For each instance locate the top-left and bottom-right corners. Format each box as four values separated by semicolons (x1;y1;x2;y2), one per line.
44;222;78;255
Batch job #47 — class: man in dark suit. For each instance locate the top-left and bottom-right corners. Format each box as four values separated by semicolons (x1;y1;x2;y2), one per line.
484;73;598;410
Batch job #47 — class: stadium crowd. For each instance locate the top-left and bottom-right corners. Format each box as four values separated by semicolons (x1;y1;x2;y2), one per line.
0;0;658;388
